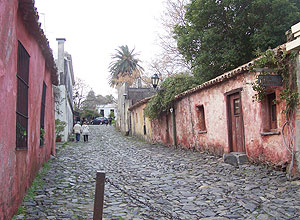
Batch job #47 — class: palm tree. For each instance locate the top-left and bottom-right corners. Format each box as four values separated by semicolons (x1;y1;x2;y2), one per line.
108;45;144;87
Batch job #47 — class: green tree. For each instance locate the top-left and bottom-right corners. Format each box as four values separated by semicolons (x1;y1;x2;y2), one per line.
96;94;109;105
174;0;300;82
108;45;144;87
81;109;99;121
104;94;116;103
82;90;97;110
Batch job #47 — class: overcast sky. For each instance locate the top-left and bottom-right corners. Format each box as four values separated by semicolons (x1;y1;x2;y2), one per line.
35;0;165;97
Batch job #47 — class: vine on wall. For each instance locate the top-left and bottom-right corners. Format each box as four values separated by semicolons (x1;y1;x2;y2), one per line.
144;74;201;120
251;48;299;113
251;48;299;179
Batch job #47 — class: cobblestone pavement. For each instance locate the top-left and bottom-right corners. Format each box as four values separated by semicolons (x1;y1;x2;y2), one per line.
15;125;300;220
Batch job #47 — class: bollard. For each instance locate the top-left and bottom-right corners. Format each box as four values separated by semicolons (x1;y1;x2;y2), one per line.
93;171;105;220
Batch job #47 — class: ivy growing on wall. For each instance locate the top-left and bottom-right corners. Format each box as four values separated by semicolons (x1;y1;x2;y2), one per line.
144;74;201;119
251;48;299;113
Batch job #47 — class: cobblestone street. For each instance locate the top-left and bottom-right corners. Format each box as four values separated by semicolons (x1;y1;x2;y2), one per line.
16;125;300;220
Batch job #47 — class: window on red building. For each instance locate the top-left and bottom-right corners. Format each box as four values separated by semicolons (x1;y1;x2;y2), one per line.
16;41;30;149
262;92;278;133
40;82;47;146
196;105;206;132
267;93;277;130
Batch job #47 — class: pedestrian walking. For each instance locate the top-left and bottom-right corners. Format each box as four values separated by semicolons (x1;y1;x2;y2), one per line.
82;122;89;142
73;122;82;142
108;116;112;126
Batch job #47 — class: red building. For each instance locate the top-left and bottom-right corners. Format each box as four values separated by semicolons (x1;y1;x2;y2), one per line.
129;43;300;175
0;0;58;219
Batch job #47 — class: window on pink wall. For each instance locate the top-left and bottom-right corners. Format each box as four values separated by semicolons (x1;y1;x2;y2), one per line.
262;92;277;132
196;105;206;131
267;93;277;130
16;41;30;149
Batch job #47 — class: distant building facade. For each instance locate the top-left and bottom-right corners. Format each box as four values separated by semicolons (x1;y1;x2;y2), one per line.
96;103;117;118
54;38;75;142
116;82;156;134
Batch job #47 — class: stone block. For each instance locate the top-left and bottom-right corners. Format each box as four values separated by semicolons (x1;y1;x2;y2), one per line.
291;22;300;34
286;37;300;52
223;152;248;167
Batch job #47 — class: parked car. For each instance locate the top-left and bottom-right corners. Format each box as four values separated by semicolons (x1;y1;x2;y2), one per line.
100;117;109;125
91;117;101;125
91;117;108;125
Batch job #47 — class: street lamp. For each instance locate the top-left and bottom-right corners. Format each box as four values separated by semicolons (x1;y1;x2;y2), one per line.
151;73;160;89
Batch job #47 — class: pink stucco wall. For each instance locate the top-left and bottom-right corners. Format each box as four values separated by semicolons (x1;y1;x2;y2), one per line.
150;71;294;169
0;2;56;219
151;114;173;146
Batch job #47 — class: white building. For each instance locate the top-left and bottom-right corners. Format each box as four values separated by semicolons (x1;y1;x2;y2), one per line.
96;103;117;118
54;38;75;142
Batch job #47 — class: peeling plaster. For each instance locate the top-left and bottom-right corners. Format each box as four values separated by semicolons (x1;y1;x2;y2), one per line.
0;59;4;78
146;69;293;169
0;1;57;218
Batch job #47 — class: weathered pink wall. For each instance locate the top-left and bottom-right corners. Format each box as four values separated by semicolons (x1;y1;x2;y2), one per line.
0;2;56;219
151;114;173;146
150;71;293;168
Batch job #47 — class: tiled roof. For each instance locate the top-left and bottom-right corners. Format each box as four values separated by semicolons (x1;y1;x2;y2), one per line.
128;44;286;110
19;0;58;85
128;97;152;111
174;44;286;101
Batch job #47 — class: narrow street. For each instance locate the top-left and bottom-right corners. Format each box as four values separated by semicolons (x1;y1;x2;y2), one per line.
16;126;300;220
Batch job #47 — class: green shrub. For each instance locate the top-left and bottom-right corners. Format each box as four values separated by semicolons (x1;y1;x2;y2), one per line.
55;119;66;138
144;74;200;119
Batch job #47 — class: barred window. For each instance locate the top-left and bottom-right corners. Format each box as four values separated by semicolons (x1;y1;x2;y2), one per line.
16;41;30;149
40;82;46;146
267;93;277;130
40;82;47;129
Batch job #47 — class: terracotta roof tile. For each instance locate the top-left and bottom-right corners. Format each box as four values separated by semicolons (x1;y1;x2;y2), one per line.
19;0;58;85
128;44;286;110
174;44;286;101
128;97;152;111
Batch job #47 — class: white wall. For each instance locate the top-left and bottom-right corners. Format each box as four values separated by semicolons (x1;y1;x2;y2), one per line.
55;86;71;142
97;103;117;118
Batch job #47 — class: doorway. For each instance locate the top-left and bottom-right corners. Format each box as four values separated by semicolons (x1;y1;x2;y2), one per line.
227;90;245;152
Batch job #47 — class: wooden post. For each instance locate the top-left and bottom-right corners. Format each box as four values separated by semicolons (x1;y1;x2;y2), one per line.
93;171;105;220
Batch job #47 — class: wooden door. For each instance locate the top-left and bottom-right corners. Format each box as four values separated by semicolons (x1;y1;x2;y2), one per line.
228;93;245;152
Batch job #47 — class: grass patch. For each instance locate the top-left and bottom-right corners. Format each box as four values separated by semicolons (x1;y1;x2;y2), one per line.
11;206;26;220
112;217;125;220
56;141;69;153
12;161;51;218
62;141;69;148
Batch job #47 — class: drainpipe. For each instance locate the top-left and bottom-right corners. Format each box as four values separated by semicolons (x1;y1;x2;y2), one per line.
170;106;177;147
